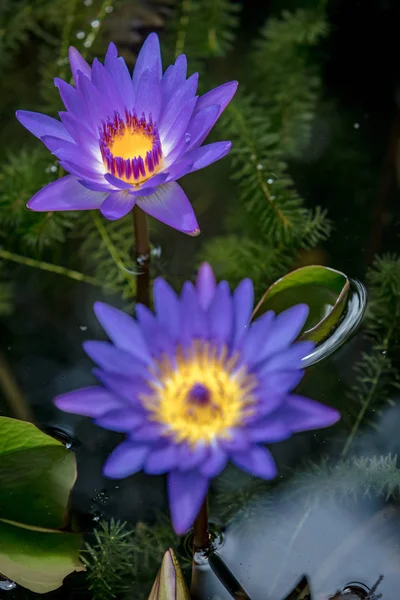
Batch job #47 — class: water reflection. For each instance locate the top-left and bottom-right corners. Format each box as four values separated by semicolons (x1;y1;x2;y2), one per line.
302;279;367;368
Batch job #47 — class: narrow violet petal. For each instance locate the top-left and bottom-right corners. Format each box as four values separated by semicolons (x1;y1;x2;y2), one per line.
245;420;291;443
58;111;99;150
95;408;145;432
178;443;209;471
184;105;220;151
231;445;277;480
41;135;100;169
161;97;197;155
159;73;199;139
196;263;216;310
182;141;232;172
259;341;315;374
16;110;72;142
93;302;152;362
220;430;250;452
27;175;106;211
132;33;162;89
280;395;341;432
161;54;187;104
104;173;134;190
68;46;91;83
83;341;138;373
93;368;149;403
240;311;275;366
144;445;179;474
79;179;113;193
208;281;233;344
153;278;180;340
136;182;199;236
103;441;149;478
258;370;304;397
180;281;208;343
104;41;118;67
164;160;194;183
100;191;136;221
168;470;209;535
193;81;238;144
132;423;165;442
134;68;162;123
232;278;254;346
91;58;125;117
54;386;122;417
59;160;106;184
256;304;310;365
135;304;173;357
77;71;110;129
54;78;86;117
106;56;135;110
200;446;228;477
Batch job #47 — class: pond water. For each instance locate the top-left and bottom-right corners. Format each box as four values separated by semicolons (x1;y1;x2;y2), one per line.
1;0;400;599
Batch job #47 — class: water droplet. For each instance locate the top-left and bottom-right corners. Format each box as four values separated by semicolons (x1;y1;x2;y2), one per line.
76;31;85;40
267;178;274;184
93;490;110;506
151;245;162;258
79;325;88;331
185;133;191;143
91;19;100;28
92;511;101;522
353;122;360;129
44;427;74;448
105;5;113;13
382;350;387;355
0;579;17;591
256;163;264;170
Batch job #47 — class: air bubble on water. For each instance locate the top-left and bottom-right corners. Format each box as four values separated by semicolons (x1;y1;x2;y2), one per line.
382;350;387;355
353;122;360;129
92;512;101;523
91;19;100;28
79;325;88;331
256;163;264;170
0;579;17;591
267;178;274;184
93;490;110;506
105;5;113;13
184;133;191;143
151;246;162;258
76;31;85;40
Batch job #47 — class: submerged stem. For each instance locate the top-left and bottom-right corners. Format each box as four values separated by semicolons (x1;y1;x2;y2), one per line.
193;496;210;551
133;206;150;307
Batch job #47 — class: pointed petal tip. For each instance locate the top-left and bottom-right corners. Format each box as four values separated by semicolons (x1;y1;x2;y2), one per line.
188;227;201;237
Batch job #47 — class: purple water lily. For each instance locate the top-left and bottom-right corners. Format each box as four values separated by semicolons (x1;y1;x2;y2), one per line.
16;34;237;234
55;264;340;534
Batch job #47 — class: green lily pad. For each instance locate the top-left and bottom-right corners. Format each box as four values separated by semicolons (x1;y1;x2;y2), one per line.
253;265;350;343
0;417;84;593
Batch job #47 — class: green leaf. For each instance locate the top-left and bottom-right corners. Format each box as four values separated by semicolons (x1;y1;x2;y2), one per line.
0;417;84;593
0;519;84;594
253;265;350;343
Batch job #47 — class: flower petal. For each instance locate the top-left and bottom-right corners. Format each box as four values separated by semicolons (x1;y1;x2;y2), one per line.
200;446;228;477
183;141;232;172
159;73;199;139
231;445;277;479
161;97;197;155
256;304;310;365
278;395;341;432
245;420;291;443
153;278;180;340
136;182;199;236
93;302;151;362
100;191;136;220
161;54;187;105
95;408;145;432
83;341;140;374
103;441;149;478
259;341;315;374
132;32;162;89
208;281;233;344
16;110;72;142
180;281;208;343
27;175;106;211
258;370;304;397
134;68;162;123
144;445;179;474
68;46;91;83
196;263;216;310
232;278;254;346
184;105;220;150
193;81;238;144
168;470;209;535
54;386;122;417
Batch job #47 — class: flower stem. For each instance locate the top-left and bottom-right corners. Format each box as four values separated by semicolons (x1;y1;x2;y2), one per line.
133;206;150;307
193;496;210;551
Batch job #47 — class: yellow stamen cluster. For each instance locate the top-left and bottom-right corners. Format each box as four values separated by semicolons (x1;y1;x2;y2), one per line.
140;342;257;446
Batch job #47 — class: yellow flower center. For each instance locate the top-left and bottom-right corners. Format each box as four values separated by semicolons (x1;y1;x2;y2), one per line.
140;343;257;446
100;111;162;185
